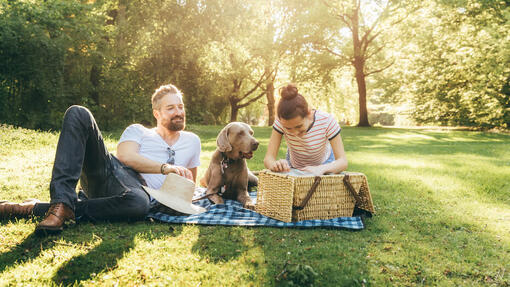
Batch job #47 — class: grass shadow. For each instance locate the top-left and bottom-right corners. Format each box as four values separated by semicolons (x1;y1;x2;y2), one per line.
190;222;372;286
51;226;137;285
192;226;249;263
0;227;53;274
51;221;180;285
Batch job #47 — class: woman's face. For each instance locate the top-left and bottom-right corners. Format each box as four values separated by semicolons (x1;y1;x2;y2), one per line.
280;113;312;137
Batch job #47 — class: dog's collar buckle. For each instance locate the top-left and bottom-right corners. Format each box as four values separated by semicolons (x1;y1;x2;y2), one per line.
221;161;228;173
220;153;229;174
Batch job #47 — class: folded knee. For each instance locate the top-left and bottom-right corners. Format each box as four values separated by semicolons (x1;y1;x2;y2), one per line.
63;105;93;125
122;191;150;219
65;105;89;117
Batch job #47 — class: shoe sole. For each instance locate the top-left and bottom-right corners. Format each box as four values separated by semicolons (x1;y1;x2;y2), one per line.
35;219;75;236
35;226;63;236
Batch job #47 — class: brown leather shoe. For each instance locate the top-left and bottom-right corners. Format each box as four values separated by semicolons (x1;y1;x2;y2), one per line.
35;203;75;235
0;199;40;219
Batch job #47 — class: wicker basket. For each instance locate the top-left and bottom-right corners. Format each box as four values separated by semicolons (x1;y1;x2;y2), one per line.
255;170;375;222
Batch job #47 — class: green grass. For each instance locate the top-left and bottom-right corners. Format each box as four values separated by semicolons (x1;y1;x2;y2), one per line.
1;124;509;286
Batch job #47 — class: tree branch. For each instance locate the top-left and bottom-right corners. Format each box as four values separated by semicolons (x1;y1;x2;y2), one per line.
322;46;353;64
334;14;353;30
362;30;383;56
321;0;352;30
364;60;394;76
240;70;269;100
364;44;384;60
271;65;278;82
360;1;390;54
238;91;266;109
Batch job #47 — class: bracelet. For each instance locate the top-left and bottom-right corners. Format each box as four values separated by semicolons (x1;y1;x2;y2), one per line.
160;163;167;174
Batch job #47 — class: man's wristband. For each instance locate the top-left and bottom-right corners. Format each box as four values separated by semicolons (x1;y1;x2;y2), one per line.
160;163;167;174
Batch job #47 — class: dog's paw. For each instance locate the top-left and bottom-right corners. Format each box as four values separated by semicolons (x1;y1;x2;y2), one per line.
199;177;208;188
243;202;255;210
207;194;224;205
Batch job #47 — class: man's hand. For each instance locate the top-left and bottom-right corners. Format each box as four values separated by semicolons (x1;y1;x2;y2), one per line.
163;164;193;181
299;165;326;176
268;159;291;172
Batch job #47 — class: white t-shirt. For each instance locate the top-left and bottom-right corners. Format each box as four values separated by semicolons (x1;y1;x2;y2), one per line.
118;124;201;189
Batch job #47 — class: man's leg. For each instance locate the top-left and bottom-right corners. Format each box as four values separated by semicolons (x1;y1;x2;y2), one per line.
33;157;151;222
47;105;113;210
34;105;135;233
1;105;110;220
32;187;150;222
2;105;150;230
36;105;150;229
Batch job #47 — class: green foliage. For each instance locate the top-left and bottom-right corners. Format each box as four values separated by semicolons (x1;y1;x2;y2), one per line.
380;0;510;128
1;0;509;129
0;0;107;129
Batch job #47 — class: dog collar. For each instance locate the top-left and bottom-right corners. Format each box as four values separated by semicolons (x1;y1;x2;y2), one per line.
220;153;231;174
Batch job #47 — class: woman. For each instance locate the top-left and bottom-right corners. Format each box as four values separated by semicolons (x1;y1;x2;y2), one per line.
264;84;348;175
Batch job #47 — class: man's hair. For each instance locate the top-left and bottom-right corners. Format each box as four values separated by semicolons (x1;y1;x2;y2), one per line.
151;84;183;110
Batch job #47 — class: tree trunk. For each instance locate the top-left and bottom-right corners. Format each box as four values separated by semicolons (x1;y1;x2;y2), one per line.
230;104;239;122
354;61;369;127
351;0;370;127
229;81;241;122
500;75;510;128
89;64;101;106
266;80;275;126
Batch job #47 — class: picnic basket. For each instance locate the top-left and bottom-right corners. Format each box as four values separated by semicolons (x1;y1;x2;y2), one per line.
255;170;375;222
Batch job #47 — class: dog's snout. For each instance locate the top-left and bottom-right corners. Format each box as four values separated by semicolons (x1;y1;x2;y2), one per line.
252;141;259;151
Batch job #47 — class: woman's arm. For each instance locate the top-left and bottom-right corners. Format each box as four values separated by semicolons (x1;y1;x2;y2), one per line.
323;134;348;174
300;134;348;175
263;129;290;172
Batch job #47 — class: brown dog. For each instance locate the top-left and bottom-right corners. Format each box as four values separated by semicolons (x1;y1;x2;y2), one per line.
200;122;259;209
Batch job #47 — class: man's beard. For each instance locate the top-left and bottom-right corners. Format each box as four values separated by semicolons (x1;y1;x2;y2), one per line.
165;116;185;131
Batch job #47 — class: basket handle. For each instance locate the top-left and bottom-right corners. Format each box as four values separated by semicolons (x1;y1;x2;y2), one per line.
293;176;322;210
343;174;362;206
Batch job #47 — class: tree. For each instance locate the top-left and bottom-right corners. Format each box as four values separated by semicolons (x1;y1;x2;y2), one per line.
197;0;275;123
386;0;510;128
0;0;107;129
320;0;397;126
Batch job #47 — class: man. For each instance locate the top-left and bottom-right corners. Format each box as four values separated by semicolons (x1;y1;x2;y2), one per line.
0;84;201;235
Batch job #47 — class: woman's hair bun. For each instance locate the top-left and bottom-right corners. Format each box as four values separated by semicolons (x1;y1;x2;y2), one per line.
280;84;299;100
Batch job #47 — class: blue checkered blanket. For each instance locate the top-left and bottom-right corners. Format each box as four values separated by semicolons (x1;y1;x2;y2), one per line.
147;190;366;230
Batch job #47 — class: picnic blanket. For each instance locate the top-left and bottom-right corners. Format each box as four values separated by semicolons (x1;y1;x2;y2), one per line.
147;189;367;230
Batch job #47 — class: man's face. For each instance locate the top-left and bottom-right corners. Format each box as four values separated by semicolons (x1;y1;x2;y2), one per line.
154;93;186;131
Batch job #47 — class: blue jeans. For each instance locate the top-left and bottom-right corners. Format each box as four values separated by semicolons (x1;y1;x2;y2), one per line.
32;106;150;221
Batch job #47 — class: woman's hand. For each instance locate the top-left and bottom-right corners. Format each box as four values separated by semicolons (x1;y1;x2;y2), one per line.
163;164;193;181
299;165;326;176
268;159;291;172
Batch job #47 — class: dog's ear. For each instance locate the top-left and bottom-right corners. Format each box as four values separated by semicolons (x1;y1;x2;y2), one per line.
217;124;232;152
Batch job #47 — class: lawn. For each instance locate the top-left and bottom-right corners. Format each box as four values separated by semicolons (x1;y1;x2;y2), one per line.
0;124;509;286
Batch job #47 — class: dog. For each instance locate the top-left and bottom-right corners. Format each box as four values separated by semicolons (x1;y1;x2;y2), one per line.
200;122;259;209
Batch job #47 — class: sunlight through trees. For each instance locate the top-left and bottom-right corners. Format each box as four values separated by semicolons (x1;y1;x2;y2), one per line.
0;0;508;129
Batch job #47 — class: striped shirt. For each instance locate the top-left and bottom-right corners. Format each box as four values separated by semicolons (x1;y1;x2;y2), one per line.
273;110;341;168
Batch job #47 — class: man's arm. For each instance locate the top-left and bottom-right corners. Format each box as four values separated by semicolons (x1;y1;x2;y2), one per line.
117;141;192;180
117;141;162;173
189;167;197;183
